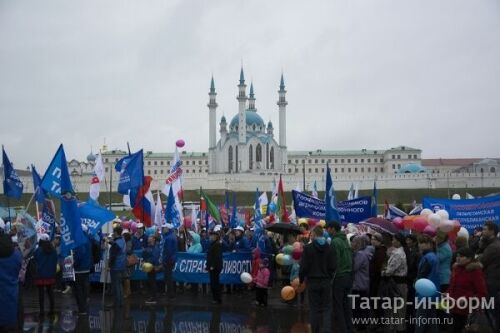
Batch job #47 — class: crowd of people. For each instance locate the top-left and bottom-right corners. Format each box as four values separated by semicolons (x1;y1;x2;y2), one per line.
1;215;500;333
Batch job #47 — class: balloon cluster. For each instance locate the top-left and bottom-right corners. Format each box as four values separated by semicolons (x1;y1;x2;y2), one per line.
398;209;464;238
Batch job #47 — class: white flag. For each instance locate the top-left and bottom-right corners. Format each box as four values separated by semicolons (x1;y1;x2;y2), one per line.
89;153;105;201
347;183;354;200
258;192;268;214
162;147;183;199
154;192;164;228
354;182;359;199
191;205;198;233
466;193;475;199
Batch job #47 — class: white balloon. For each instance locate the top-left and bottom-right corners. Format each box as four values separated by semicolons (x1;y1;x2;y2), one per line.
457;227;469;240
452;194;461;200
436;210;449;222
438;219;453;233
240;272;253;284
420;208;433;217
428;213;442;227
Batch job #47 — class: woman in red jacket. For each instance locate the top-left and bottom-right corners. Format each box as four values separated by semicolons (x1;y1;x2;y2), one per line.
447;247;488;332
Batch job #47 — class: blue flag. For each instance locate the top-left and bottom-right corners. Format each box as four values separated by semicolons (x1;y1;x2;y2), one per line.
79;200;115;235
115;149;144;194
54;145;86;256
371;181;378;217
40;144;70;198
2;147;23;199
230;192;238;228
254;188;262;223
325;164;340;222
165;185;181;228
41;199;56;240
31;165;46;205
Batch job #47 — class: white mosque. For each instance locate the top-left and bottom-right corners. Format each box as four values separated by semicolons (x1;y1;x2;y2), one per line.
207;67;287;174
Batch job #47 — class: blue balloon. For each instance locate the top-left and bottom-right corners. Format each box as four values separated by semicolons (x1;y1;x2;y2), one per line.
415;278;437;297
268;202;277;213
145;226;156;237
282;254;293;266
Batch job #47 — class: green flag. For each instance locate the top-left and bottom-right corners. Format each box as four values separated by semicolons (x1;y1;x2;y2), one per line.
200;189;221;223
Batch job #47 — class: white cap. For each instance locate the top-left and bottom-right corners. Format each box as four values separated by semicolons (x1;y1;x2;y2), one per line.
213;225;222;233
162;223;174;229
39;233;50;241
234;226;244;232
122;229;130;235
136;223;144;228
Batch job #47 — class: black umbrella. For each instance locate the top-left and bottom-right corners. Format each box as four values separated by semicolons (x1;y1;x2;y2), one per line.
265;222;301;235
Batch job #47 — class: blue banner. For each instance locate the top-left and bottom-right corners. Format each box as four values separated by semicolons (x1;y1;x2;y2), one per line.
115;149;144;194
423;195;500;232
40;144;68;198
90;251;252;284
292;190;372;223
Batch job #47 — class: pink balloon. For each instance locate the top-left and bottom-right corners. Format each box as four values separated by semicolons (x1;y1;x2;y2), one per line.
413;217;428;233
393;219;404;231
423;225;436;237
393;217;403;224
176;139;185;148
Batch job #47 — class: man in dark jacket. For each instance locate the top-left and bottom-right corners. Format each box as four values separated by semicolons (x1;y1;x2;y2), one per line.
161;223;178;299
206;228;223;304
300;225;336;333
108;225;126;308
478;221;500;332
326;221;352;333
72;229;92;315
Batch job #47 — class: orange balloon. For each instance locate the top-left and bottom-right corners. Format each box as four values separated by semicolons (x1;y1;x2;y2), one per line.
281;286;296;301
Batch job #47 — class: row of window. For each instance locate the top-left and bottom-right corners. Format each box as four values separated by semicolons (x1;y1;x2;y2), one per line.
287;167;384;174
104;167;209;175
104;157;208;166
392;154;418;160
288;157;385;164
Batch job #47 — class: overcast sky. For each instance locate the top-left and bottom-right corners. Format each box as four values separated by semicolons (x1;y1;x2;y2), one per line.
1;0;499;171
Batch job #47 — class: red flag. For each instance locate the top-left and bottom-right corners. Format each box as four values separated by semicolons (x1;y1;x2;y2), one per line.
200;197;207;211
277;175;290;223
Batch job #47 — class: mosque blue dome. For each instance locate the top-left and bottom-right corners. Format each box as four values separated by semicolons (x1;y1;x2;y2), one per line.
87;152;96;162
229;111;266;131
397;163;426;173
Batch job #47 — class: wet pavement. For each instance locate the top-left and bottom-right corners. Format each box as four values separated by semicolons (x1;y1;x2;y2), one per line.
20;286;310;332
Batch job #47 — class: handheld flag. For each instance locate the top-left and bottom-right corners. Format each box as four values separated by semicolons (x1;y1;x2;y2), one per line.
191;205;198;233
200;189;221;223
58;145;87;256
15;211;37;257
154;192;164;228
230;192;238;228
347;183;354;200
115;149;144;194
258;191;268;215
325;164;340;223
165;185;182;228
312;180;318;199
2;147;23;199
41;199;56;240
79;201;115;236
163;147;183;200
31;165;45;205
254;188;262;223
354;182;359;199
130;176;155;227
41;144;71;198
371;181;378;217
89;153;105;201
276;175;290;222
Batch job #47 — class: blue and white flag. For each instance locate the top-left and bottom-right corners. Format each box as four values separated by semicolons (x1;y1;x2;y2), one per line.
55;145;87;256
31;165;46;205
41;144;70;198
41;199;56;240
325;164;340;222
165;185;181;228
79;200;115;236
115;149;144;195
2;147;23;199
254;188;262;223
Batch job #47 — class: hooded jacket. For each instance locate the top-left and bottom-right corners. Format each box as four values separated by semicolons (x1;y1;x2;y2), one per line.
33;240;58;279
330;232;352;277
0;235;22;326
299;238;336;283
187;231;203;254
447;260;487;315
353;243;374;292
